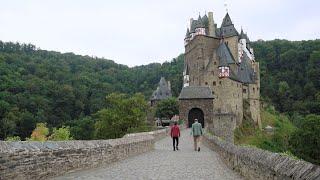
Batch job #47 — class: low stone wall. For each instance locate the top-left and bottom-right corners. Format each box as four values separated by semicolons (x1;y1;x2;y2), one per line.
124;128;168;141
0;133;155;180
203;134;320;180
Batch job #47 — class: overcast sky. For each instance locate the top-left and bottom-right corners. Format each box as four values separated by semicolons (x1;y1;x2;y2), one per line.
0;0;319;66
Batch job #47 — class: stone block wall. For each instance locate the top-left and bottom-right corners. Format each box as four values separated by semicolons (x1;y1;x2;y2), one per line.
179;99;214;128
203;134;320;180
210;112;236;143
0;130;164;180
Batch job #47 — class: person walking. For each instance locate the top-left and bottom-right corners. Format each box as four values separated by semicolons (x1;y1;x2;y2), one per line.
170;121;180;151
191;119;203;152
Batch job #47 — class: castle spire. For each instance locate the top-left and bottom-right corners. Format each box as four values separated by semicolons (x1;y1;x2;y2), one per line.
185;28;190;39
221;12;233;27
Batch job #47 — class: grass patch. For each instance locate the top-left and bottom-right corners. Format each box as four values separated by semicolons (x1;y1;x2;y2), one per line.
235;105;296;153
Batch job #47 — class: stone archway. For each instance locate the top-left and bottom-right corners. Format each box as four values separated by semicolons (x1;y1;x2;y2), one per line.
188;108;204;128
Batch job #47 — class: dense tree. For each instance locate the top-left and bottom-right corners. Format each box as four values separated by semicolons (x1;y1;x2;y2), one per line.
0;41;183;140
289;114;320;165
94;93;149;139
155;98;179;119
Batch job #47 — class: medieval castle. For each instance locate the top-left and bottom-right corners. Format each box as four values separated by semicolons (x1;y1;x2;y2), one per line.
179;12;261;142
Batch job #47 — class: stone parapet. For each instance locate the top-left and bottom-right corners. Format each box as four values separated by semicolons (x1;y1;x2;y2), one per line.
124;128;168;141
0;132;156;180
203;134;320;180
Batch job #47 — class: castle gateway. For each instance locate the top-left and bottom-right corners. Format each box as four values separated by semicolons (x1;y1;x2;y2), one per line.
179;12;261;142
178;86;214;128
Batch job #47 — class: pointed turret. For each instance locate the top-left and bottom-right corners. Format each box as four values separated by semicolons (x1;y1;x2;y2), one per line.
239;28;246;39
195;15;204;28
185;28;190;39
202;14;209;27
221;13;233;27
219;13;238;38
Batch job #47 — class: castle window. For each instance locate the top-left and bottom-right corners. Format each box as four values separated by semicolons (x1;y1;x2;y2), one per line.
205;82;208;85
219;81;222;85
243;89;246;93
253;88;255;92
236;105;237;110
214;61;217;65
213;81;216;86
218;66;230;78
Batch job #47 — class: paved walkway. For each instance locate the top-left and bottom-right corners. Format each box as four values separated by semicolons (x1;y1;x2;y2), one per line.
54;130;243;180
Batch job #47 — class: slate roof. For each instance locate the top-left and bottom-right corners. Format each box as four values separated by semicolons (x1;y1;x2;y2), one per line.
239;29;248;40
195;15;205;29
185;28;190;39
221;13;233;27
217;42;237;66
150;77;172;100
179;86;214;100
219;13;238;37
202;14;209;27
236;52;255;84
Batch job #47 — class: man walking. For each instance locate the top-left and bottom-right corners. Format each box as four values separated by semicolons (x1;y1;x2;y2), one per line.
191;119;203;152
170;121;180;151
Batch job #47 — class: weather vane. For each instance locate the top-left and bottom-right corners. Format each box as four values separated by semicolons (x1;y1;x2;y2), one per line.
224;0;228;13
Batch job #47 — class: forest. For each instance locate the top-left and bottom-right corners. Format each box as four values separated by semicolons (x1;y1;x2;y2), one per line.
0;39;319;163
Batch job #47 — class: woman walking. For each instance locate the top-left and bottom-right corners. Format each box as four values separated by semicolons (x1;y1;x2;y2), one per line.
170;121;180;151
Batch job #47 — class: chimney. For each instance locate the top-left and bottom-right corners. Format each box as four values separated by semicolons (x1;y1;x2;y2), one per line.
208;12;216;37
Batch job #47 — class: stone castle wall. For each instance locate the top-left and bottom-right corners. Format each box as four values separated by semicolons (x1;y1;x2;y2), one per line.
203;134;320;180
209;112;236;143
0;129;167;180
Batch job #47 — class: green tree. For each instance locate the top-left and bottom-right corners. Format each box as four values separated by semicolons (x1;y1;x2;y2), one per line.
70;117;95;140
155;98;179;119
94;93;148;139
49;126;73;141
289;114;320;165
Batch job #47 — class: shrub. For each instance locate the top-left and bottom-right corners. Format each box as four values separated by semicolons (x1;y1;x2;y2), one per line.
49;126;73;141
30;123;49;141
5;136;21;141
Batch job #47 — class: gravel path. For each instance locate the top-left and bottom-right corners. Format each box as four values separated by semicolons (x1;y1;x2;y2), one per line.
53;129;243;180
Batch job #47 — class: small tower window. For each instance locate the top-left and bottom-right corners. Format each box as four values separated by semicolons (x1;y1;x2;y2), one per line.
213;81;216;86
214;61;217;65
205;82;208;85
243;89;246;93
219;81;222;85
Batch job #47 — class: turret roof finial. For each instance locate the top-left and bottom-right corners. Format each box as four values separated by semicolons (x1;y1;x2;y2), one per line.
224;0;228;13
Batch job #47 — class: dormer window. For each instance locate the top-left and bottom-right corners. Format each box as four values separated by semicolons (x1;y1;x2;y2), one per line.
218;66;230;78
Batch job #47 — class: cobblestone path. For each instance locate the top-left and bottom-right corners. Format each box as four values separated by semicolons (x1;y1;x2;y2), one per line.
54;130;243;180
